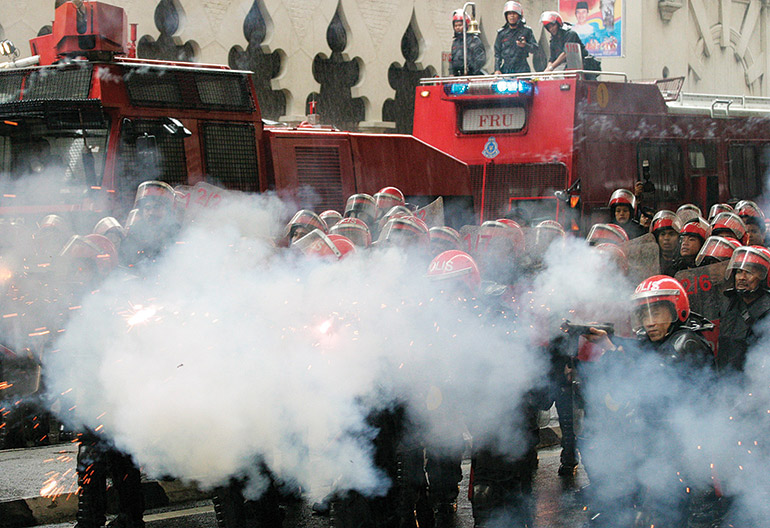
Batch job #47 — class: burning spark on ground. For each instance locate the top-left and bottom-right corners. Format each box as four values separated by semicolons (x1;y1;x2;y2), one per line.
40;478;58;497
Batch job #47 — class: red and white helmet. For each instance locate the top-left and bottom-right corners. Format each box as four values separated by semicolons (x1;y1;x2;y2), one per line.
481;219;525;252
330;217;372;248
427;250;481;293
293;229;354;260
83;234;119;273
608;189;637;213
374;187;405;214
59;234;118;277
452;8;471;26
319;210;343;230
344;194;377;226
650;210;681;236
326;234;357;259
680;217;711;242
38;214;69;232
540;11;563;27
377;216;429;247
711;211;748;244
586;223;629;246
535;219;566;247
429;226;462;255
594;243;628;274
725;245;770;287
631;275;690;324
503;1;523;17
735;200;764;220
695;236;742;266
134;180;176;208
93;216;126;240
735;199;767;233
285;209;327;239
708;203;733;223
676;204;702;225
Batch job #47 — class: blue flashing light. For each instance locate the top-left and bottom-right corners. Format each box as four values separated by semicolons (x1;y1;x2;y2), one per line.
444;83;469;95
491;79;533;95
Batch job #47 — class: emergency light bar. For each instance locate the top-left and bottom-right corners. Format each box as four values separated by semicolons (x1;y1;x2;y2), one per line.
442;79;534;97
492;79;532;95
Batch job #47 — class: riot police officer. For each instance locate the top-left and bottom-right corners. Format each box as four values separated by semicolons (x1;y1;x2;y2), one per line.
494;2;538;74
450;10;486;76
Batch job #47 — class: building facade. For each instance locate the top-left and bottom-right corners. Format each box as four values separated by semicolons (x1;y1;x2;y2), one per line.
1;0;768;130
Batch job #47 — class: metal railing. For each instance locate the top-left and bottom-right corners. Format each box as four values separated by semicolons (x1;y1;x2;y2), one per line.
667;91;770;117
419;70;630;85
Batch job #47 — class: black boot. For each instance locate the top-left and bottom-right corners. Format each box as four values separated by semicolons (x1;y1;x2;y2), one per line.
75;442;107;528
107;451;145;528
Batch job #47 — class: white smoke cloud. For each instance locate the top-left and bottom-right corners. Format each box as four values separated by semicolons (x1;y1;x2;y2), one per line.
42;192;547;501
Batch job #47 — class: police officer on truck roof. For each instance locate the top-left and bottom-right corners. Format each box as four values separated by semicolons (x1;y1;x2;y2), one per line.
541;10;600;77
451;9;486;76
494;1;538;74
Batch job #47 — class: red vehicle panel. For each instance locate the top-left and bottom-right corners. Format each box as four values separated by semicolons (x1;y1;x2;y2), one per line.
414;73;770;230
0;1;471;232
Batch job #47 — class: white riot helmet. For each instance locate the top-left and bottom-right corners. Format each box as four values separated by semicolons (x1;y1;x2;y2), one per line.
503;1;523;18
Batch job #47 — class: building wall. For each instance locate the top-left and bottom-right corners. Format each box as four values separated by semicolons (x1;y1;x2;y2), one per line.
1;0;768;127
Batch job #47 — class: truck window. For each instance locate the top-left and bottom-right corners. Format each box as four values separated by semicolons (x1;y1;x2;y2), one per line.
728;144;769;199
688;141;716;171
202;123;259;192
0;126;109;190
117;119;188;200
637;141;684;203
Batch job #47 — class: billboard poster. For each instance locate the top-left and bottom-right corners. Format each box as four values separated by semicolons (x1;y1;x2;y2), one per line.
558;0;622;58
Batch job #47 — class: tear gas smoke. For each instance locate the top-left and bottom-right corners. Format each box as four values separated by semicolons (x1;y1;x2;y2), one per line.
42;192;549;501
7;177;770;524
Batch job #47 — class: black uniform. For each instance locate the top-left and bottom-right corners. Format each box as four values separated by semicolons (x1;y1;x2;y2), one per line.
583;314;713;528
717;288;770;372
75;433;145;528
451;32;486;76
469;284;543;527
493;22;538;74
548;25;588;65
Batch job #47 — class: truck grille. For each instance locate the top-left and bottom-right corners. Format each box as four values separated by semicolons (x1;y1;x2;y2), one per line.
0;66;92;102
469;162;568;217
124;66;255;112
294;146;344;212
203;123;259;192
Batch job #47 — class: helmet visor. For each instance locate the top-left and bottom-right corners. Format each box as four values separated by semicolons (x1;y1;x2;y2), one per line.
725;249;770;281
695;236;736;266
332;225;370;247
292;229;342;259
631;299;676;337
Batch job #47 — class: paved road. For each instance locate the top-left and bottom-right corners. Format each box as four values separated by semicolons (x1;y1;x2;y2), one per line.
31;446;592;528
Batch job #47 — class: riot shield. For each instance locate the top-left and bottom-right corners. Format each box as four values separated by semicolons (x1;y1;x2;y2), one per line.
624;234;660;285
414;197;445;228
674;261;729;322
174;182;231;223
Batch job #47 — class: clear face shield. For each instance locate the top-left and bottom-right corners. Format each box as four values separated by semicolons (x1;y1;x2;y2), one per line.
726;251;768;293
631;300;676;341
333;225;369;247
291;229;342;259
535;227;563;252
